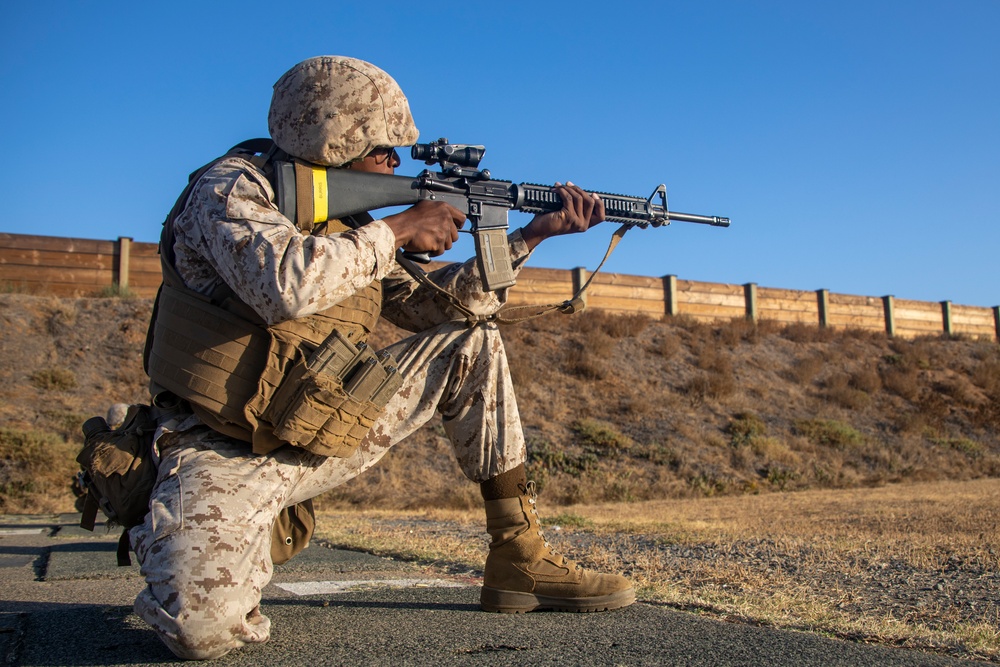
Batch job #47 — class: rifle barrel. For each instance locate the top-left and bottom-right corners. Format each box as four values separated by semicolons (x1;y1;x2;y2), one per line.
668;211;731;227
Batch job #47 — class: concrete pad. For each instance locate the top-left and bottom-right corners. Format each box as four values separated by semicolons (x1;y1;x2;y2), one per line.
45;541;140;581
0;554;35;569
274;578;470;596
0;528;45;536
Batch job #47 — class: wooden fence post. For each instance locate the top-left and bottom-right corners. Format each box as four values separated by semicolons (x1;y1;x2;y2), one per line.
663;274;678;317
883;295;896;336
571;267;588;304
817;289;830;328
744;282;758;321
993;306;1000;342
116;236;132;289
941;300;953;336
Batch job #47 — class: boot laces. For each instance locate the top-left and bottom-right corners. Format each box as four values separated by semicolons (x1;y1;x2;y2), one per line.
525;481;580;571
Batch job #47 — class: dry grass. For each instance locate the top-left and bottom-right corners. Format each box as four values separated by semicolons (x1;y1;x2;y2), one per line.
0;428;80;513
315;478;1000;663
577;479;1000;660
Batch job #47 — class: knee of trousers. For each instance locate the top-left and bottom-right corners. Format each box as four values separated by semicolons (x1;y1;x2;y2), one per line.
449;320;507;368
135;587;269;660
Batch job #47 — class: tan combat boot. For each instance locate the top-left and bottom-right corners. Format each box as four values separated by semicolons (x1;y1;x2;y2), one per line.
481;482;635;613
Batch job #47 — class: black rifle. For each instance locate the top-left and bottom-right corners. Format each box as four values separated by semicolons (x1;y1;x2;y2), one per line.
273;139;729;292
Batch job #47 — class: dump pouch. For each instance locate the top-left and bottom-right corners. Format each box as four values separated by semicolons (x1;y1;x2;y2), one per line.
266;329;403;457
77;405;159;565
271;499;316;565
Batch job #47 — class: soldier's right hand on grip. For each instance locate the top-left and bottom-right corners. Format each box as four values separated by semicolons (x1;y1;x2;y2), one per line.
384;200;466;256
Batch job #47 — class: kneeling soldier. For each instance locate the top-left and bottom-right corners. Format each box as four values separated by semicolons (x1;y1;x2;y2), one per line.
134;55;634;660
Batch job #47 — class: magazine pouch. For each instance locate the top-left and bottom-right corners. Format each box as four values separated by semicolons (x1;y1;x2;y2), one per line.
267;330;402;457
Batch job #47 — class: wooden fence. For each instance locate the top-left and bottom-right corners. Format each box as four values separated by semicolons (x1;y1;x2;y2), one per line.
0;233;161;298
2;232;998;340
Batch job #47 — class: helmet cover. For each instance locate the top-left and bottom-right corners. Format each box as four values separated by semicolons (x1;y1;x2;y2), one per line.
268;56;418;166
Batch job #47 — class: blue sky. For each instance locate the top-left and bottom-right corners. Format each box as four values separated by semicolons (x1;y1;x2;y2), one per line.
2;1;997;307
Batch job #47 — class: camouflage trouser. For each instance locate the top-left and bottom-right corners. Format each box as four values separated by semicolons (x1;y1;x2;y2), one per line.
129;321;526;660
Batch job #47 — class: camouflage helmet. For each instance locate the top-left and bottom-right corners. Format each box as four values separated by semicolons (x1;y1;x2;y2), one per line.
268;56;419;166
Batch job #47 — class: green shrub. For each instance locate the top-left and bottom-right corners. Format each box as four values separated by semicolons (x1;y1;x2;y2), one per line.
727;412;767;447
546;512;593;529
794;419;865;450
930;437;983;459
29;368;77;391
572;419;634;454
96;282;137;299
527;438;599;476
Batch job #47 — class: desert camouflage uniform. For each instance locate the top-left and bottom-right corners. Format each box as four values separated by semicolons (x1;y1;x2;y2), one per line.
130;156;532;659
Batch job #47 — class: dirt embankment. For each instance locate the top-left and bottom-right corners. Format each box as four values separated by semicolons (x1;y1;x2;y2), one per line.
1;293;999;512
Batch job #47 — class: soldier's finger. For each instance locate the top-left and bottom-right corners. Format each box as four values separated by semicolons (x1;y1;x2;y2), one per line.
560;183;586;219
591;192;606;223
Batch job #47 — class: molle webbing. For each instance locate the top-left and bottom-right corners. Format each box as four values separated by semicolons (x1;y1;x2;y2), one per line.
146;284;270;430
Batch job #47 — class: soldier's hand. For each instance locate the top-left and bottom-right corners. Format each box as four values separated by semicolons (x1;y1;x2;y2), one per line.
383;200;466;256
520;182;605;250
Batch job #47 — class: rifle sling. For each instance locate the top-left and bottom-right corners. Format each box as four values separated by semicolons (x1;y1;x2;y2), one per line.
394;223;630;327
494;223;630;324
394;253;492;326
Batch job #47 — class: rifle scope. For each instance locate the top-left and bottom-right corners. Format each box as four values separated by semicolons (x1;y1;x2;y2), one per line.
412;139;485;169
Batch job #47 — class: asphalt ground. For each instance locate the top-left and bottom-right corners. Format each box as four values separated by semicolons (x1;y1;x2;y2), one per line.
0;514;982;666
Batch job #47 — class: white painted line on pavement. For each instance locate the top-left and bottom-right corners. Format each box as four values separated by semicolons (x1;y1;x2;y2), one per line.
0;528;45;536
276;578;470;596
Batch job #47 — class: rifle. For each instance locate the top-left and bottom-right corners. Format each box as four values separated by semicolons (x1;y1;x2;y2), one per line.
272;139;729;292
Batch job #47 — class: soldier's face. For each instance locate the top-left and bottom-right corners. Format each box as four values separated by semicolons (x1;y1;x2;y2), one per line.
348;147;399;174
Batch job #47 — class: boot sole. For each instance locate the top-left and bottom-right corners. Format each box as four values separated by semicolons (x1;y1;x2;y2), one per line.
480;586;636;613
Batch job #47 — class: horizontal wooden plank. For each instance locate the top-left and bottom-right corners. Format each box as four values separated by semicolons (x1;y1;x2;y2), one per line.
826;302;883;316
895;310;945;325
0;265;115;284
678;302;746;318
896;322;944;335
0;247;115;270
588;283;664;301
0;233;122;254
895;298;941;311
756;286;818;303
677;280;744;296
828;293;885;307
130;243;160;257
509;284;570;295
129;268;163;279
509;285;572;299
518;266;576;283
826;313;886;328
585;296;665;314
131;255;161;272
507;294;567;308
759;298;818;314
951;305;995;326
760;309;820;324
591;272;664;289
681;291;746;308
